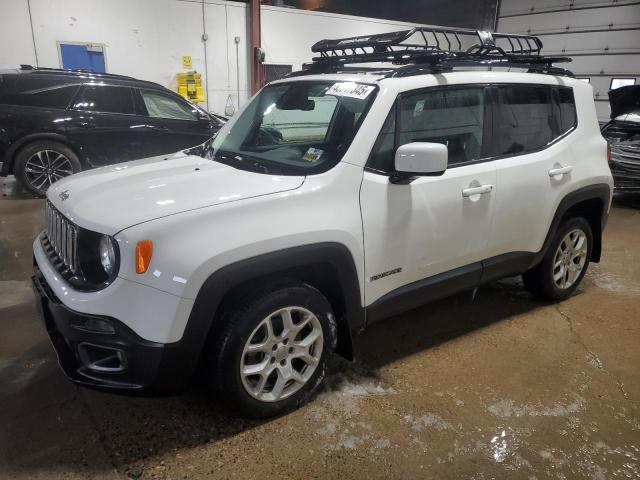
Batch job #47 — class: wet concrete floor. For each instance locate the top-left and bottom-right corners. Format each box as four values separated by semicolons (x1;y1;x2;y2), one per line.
1;176;639;479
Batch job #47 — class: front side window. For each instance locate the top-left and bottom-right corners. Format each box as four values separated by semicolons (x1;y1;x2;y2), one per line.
492;85;553;156
368;86;485;172
140;90;199;120
72;85;134;114
209;80;376;175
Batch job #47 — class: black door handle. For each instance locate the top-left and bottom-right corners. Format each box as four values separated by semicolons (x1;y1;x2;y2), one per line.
150;126;169;133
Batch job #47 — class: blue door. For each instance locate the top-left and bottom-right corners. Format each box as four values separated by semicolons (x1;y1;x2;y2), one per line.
60;43;106;73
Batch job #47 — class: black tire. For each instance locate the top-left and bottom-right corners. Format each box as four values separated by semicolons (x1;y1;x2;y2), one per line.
523;217;593;301
14;141;82;197
209;282;336;418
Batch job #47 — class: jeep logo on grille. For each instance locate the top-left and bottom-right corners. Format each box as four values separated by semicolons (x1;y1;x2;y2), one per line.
59;190;70;201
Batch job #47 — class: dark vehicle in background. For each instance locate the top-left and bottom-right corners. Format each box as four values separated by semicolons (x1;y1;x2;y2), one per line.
0;66;223;196
601;85;640;193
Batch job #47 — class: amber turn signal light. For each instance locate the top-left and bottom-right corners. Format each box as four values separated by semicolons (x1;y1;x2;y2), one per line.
135;240;153;274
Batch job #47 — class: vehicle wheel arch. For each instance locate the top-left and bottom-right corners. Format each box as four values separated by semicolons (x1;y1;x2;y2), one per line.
532;183;610;268
184;243;364;369
6;133;85;174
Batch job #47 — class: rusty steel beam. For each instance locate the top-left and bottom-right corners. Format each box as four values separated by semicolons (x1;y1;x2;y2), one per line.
250;0;262;94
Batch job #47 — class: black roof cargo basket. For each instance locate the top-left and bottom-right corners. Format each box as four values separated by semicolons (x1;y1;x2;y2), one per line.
292;26;573;78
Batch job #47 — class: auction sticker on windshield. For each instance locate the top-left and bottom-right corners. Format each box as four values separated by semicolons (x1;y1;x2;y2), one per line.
302;147;323;162
326;82;375;100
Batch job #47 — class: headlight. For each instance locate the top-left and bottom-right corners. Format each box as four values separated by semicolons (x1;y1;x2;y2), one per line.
73;230;120;290
98;234;116;276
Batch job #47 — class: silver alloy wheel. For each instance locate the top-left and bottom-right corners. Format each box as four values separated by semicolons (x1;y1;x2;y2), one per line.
24;150;74;192
552;228;588;290
240;306;324;402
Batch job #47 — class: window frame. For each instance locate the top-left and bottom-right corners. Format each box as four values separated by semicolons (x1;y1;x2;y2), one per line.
135;87;202;122
70;83;136;116
365;82;579;175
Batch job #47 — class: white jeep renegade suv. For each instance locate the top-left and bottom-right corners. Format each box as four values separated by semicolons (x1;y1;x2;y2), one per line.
32;28;613;417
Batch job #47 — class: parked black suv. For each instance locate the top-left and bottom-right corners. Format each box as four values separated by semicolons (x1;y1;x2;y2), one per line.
0;66;223;196
601;85;640;192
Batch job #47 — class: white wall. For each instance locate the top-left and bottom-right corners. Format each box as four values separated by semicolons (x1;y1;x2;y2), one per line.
0;0;37;67
0;0;436;116
497;0;640;121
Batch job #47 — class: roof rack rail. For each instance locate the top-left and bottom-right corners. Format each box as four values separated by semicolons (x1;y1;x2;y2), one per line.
18;65;138;81
293;26;573;78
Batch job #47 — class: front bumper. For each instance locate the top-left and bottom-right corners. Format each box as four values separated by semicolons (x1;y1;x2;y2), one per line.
32;263;196;394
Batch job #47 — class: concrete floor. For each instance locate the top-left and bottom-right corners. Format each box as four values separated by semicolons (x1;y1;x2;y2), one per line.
1;175;639;480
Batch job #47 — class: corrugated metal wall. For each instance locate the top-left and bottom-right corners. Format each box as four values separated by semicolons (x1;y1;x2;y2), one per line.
497;0;640;121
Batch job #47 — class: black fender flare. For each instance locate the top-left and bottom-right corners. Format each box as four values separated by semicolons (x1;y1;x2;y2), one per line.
529;183;611;268
1;133;82;175
179;242;364;371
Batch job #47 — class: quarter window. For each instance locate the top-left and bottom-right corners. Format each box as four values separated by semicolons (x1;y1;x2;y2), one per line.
558;87;577;134
367;105;396;172
492;85;553;156
140;90;199;121
0;84;79;109
73;85;134;114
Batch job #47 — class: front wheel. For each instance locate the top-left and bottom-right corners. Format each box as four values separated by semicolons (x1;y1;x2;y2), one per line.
523;217;593;301
14;141;82;197
209;283;336;418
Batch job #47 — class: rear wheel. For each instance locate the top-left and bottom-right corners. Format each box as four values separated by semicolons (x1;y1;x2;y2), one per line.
209;283;336;418
14;141;81;197
523;217;593;300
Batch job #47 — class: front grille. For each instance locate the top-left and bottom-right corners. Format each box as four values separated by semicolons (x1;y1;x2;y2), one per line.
44;201;79;275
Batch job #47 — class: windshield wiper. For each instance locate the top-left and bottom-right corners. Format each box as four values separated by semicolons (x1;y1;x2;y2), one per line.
215;150;271;174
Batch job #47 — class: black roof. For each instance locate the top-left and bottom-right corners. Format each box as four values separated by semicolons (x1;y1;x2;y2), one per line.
6;65;166;90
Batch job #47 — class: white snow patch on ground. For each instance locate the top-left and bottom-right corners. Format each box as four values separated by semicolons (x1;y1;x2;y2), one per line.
488;396;584;418
404;414;455;432
324;371;396;397
587;267;640;295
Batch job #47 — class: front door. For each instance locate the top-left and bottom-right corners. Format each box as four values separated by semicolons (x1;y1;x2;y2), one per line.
361;85;496;311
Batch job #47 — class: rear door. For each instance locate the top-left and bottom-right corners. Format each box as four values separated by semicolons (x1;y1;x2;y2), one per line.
485;84;578;260
66;84;144;166
131;88;219;157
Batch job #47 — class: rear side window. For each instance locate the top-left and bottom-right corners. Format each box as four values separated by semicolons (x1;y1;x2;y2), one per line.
140;90;199;120
72;85;134;114
0;81;79;109
558;87;577;134
492;85;554;156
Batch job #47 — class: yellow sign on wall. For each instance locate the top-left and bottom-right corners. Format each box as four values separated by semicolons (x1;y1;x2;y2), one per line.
177;71;205;103
182;55;192;68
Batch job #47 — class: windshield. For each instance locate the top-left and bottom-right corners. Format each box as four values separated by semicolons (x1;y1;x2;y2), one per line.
208;80;377;175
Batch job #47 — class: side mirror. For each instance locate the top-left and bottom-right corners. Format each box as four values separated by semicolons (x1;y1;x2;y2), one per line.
391;142;448;184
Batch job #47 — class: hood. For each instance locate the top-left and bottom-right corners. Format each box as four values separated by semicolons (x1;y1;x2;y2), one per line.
609;85;640;119
47;152;304;235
